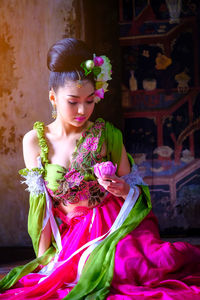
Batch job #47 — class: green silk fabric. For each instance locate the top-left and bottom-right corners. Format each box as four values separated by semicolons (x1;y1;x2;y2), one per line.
0;118;152;299
45;164;66;192
28;192;46;255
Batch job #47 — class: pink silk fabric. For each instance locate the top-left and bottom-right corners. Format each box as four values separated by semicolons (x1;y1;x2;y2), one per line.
1;194;200;299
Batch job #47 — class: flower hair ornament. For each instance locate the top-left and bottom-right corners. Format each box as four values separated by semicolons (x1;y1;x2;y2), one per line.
80;54;112;103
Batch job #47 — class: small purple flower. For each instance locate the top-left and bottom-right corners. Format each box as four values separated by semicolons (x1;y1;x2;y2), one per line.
94;161;117;179
94;56;104;67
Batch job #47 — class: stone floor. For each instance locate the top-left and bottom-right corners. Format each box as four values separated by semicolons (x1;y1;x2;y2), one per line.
0;237;200;280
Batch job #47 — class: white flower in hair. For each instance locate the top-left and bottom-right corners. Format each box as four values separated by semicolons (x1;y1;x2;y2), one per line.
96;56;112;82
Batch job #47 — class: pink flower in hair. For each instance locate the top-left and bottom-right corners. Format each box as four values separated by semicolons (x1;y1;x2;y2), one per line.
94;56;104;67
95;88;105;99
94;161;117;179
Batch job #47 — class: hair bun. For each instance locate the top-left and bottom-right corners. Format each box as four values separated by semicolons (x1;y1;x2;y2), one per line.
47;38;93;72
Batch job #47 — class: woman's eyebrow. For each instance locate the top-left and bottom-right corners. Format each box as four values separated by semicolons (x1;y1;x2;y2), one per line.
66;92;95;98
87;92;95;97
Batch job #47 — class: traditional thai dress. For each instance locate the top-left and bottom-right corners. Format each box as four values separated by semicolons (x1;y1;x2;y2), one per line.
1;118;200;300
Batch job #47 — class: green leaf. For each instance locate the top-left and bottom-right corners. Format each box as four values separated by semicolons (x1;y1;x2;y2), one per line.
93;66;101;77
84;173;96;181
80;62;92;76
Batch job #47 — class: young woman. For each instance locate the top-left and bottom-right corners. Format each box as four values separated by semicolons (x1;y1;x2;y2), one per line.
1;38;200;299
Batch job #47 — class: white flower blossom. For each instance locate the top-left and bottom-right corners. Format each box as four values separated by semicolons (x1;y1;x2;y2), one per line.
96;56;112;82
21;170;44;195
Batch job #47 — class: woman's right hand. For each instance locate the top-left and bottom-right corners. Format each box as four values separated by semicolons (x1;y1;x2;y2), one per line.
98;174;130;200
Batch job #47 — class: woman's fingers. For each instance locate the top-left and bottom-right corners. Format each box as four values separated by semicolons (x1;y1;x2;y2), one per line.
98;177;123;189
102;175;119;182
98;176;130;198
97;178;110;189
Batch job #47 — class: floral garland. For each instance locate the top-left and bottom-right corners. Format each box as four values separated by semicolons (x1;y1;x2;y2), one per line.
81;54;112;103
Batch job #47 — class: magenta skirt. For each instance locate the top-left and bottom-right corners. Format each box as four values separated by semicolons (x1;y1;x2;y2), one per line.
1;194;200;299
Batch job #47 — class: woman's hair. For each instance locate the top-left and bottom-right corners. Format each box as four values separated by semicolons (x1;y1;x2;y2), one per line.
47;38;94;91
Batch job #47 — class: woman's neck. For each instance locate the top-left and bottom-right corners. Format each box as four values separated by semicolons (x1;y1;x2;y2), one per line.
49;117;91;137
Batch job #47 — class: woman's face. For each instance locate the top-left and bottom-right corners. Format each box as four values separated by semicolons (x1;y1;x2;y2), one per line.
51;80;95;128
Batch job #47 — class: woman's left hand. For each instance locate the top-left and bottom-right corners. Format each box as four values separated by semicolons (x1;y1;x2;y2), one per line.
98;175;130;199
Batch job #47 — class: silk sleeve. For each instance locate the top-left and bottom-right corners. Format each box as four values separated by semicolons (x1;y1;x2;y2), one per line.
19;164;61;257
28;192;46;256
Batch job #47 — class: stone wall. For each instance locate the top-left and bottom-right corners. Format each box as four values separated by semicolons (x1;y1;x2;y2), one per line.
0;0;82;246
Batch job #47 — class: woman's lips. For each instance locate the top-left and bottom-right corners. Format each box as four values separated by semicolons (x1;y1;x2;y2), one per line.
75;116;86;122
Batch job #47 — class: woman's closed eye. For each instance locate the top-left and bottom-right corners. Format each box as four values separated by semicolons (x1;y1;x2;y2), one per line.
68;99;94;105
86;99;94;104
68;101;77;105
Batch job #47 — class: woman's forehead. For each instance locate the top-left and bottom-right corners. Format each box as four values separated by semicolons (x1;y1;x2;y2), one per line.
57;80;95;97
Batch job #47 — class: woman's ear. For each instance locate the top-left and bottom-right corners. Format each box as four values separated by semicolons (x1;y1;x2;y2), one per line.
49;89;56;105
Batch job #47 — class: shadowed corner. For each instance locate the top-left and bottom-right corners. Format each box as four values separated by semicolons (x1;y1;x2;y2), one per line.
0;247;35;280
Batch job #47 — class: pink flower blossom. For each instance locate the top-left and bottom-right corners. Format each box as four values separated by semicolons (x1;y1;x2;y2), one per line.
81;137;98;152
64;169;84;187
95;88;105;99
94;56;104;66
94;161;117;179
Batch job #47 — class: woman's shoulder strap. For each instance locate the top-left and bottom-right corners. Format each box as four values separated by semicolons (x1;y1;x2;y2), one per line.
33;121;49;164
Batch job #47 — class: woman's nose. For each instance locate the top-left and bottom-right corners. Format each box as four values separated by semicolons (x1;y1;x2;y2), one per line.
78;104;85;114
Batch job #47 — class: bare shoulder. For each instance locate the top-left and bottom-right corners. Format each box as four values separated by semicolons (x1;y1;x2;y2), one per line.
22;129;40;169
23;129;40;153
23;129;38;144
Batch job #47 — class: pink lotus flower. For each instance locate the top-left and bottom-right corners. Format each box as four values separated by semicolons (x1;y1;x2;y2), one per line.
94;161;117;179
94;56;104;67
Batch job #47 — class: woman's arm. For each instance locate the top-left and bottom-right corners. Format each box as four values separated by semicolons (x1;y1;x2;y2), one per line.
23;130;52;257
117;144;131;177
23;130;41;169
37;220;52;257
